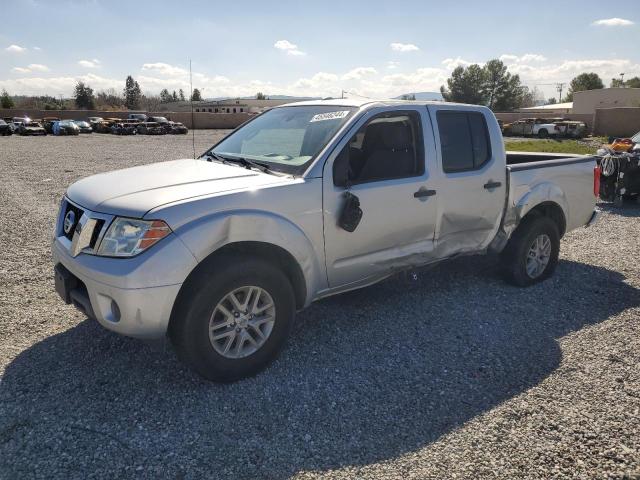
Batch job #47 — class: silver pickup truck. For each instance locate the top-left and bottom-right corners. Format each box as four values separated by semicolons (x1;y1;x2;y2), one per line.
52;99;599;381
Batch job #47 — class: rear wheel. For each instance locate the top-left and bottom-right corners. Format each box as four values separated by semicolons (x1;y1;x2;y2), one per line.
501;215;560;287
170;255;295;382
538;129;549;138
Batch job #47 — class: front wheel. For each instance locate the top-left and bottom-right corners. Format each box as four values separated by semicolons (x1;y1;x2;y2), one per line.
538;129;549;138
501;216;560;287
170;255;295;382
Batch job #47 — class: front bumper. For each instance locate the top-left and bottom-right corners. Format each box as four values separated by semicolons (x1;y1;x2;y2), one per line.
52;218;198;339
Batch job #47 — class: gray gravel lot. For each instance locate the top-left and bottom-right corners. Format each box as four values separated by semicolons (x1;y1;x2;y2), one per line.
1;131;639;479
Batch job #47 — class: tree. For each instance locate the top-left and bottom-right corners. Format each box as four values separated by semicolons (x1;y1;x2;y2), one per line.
400;93;416;100
96;88;125;110
172;90;178;101
440;64;487;105
159;88;172;103
74;81;96;109
546;97;557;105
256;92;266;100
191;88;202;101
611;76;640;88
179;89;185;101
1;89;14;108
441;59;534;111
124;75;142;110
565;73;604;102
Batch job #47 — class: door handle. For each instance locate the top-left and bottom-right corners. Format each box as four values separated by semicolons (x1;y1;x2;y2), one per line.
483;181;502;190
414;189;436;198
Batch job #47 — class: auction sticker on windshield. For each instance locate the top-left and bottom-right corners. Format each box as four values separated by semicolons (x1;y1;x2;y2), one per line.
309;111;351;122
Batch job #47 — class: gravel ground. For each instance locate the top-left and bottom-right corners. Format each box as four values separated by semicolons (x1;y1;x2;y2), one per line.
1;132;639;479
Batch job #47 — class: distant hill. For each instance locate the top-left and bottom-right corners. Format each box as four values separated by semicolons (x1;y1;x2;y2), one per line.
395;92;443;101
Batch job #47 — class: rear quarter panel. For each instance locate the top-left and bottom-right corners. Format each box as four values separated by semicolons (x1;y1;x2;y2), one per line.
506;156;596;234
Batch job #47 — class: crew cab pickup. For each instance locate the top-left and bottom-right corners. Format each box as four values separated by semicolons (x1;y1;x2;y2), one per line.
52;99;599;381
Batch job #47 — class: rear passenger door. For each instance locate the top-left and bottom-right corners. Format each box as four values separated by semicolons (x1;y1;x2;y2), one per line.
427;105;506;255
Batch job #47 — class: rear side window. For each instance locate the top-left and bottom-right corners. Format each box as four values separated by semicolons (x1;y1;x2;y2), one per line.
437;111;492;173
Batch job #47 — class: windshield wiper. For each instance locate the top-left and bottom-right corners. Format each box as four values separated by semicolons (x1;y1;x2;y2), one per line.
202;152;228;164
215;155;274;174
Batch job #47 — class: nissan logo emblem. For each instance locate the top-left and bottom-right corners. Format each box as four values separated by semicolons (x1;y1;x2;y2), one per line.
63;210;76;235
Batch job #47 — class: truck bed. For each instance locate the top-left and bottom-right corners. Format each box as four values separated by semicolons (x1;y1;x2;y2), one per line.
506;151;591;167
504;151;597;235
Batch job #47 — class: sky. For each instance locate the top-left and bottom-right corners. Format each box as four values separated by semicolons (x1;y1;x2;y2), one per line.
1;0;639;101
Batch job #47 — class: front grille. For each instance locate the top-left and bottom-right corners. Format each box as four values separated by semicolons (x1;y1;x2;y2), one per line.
57;198;114;257
89;219;105;248
62;202;84;240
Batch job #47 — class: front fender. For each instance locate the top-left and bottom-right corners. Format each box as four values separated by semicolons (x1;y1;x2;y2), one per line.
173;210;325;305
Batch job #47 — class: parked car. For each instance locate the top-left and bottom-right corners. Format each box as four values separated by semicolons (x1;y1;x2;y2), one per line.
52;99;599;382
53;120;80;136
503;117;558;138
128;113;148;122
18;121;47;136
110;121;138;135
169;121;188;134
0;119;13;136
88;117;104;129
94;118;121;133
137;121;166;135
147;116;172;133
73;120;93;133
554;121;587;139
43;117;62;134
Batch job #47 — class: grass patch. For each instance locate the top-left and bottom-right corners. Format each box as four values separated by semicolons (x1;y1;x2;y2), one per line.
504;139;599;155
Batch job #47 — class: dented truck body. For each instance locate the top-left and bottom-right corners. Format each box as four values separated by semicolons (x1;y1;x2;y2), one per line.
52;99;598;344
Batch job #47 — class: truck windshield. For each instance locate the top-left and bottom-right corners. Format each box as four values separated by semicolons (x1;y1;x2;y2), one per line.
209;106;356;174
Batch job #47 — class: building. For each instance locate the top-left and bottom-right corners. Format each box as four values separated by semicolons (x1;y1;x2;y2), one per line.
170;98;306;114
572;87;640;114
516;102;574;115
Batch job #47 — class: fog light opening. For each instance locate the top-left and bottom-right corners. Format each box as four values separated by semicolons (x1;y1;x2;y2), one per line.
110;300;121;322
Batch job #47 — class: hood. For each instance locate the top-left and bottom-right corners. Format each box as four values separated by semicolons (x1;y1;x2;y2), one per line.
67;159;293;218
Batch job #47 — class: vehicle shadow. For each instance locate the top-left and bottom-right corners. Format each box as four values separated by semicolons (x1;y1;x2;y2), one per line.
598;201;640;217
1;258;639;478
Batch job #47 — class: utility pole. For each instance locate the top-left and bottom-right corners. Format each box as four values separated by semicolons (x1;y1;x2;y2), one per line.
556;83;566;103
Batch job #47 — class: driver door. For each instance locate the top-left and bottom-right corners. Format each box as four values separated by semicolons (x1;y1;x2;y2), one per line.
322;108;438;288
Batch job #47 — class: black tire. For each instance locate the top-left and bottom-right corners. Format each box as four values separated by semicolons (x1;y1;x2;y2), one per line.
501;215;560;287
169;254;295;382
538;129;549;138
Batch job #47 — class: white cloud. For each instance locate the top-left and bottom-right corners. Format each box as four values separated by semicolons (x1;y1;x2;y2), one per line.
11;64;50;74
33;46;42;51
390;42;419;52
6;44;27;53
441;57;474;69
387;61;399;69
592;18;634;27
274;39;306;56
500;53;547;63
78;59;101;68
342;67;377;81
28;64;49;72
141;62;187;76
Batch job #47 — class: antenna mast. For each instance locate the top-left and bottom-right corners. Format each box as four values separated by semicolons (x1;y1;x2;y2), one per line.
190;59;195;159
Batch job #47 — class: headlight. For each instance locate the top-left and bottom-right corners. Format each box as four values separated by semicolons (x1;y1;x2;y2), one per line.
97;218;171;257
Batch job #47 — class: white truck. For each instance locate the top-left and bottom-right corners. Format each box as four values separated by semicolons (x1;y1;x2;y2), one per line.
53;99;600;381
505;117;558;138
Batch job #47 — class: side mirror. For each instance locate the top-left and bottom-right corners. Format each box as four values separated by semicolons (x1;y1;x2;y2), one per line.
333;147;350;188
